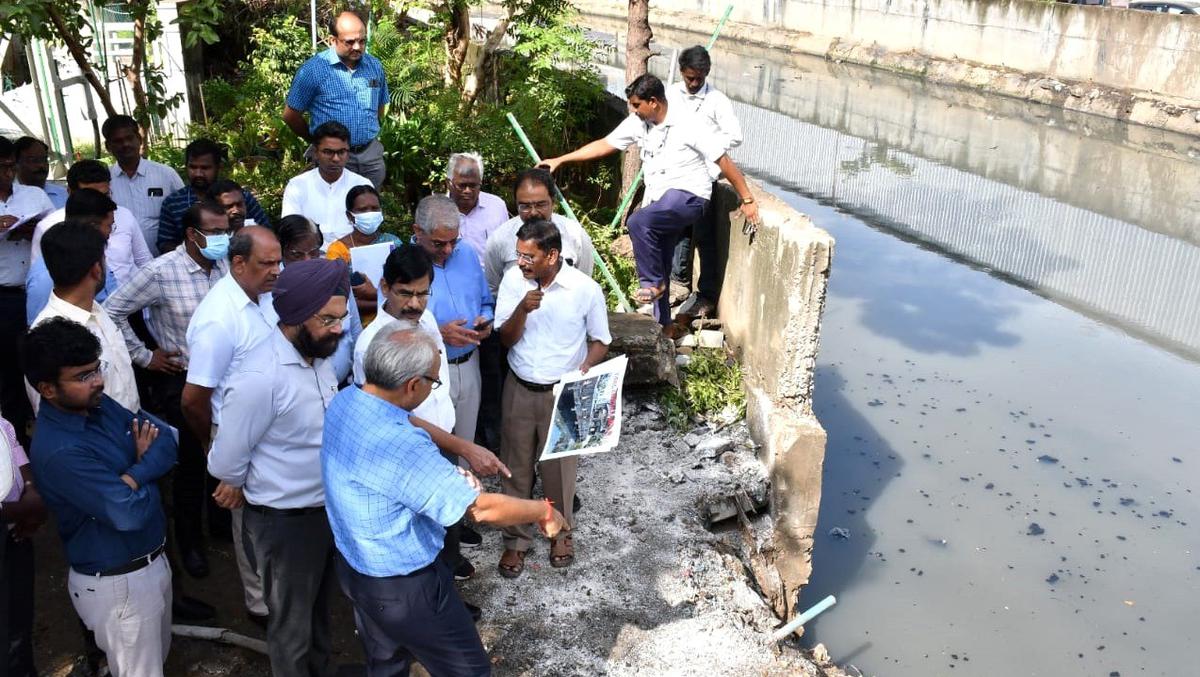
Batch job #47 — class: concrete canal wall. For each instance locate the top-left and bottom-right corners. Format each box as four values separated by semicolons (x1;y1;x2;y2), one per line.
576;0;1200;137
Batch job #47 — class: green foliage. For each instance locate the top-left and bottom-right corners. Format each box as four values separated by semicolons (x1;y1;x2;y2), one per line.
660;348;747;430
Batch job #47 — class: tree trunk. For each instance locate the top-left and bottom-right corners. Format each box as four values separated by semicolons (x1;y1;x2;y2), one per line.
45;4;119;119
621;0;653;200
442;2;471;88
462;9;512;109
123;2;153;141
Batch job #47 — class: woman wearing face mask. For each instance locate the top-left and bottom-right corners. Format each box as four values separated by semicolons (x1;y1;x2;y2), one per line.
326;185;399;324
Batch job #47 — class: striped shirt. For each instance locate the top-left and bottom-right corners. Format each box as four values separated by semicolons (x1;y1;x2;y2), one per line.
323;386;478;577
109;159;184;256
103;245;228;368
157;186;271;252
286;48;389;147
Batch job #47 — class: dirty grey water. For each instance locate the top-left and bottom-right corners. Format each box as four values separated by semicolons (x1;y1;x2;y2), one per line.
586;19;1200;677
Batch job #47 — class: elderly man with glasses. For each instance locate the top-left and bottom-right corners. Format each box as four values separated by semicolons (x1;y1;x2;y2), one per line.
446;152;508;265
208;258;348;676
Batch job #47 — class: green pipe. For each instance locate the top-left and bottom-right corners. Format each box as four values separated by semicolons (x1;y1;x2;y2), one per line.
606;3;735;233
505;112;633;313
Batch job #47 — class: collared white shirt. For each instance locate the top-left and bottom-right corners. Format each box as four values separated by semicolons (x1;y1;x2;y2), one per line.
668;81;742;179
484;213;596;295
109;159;184;256
185;273;278;424
604;108;727;204
495;263;612;384
208;328;338;509
454;191;509;264
353;307;455;432
0;183;54;286
281;167;372;247
29;293;141;414
16;180;67;210
32;205;153;286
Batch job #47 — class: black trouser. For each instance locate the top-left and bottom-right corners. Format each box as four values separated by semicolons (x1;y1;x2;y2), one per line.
335;554;489;677
437;447;465;570
0;290;32;449
2;532;36;676
142;371;211;551
670;183;720;302
474;333;507;452
242;505;334;677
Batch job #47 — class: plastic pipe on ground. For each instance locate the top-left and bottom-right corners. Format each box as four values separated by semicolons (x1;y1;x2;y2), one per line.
770;595;837;642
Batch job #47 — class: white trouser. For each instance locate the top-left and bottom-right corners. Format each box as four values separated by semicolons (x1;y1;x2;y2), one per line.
68;555;172;677
448;350;482;445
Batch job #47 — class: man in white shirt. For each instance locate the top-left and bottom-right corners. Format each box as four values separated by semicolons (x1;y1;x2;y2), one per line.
541;74;759;336
30;220;140;414
209;258;346;676
667;46;743;314
0;136;55;445
494;220;611;578
446;152;509;263
281;121;372;248
182;225;281;624
31;159;153;284
14;136;68;209
103;115;184;256
484;167;596;295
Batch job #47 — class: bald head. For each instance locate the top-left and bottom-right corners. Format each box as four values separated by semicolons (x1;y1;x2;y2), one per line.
331;11;367;66
230;225;282;296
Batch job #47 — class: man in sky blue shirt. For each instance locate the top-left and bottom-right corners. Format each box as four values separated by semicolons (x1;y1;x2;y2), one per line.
22;317;177;675
25;189;119;324
413;195;494;447
323;322;567;676
284;10;389;188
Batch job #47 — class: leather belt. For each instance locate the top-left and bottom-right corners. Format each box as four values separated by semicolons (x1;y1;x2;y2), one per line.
513;373;557;392
350;141;373;154
244;502;325;517
447;350;475;365
89;543;165;577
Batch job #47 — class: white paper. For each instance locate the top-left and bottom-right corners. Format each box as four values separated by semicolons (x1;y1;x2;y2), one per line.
349;241;394;287
2;209;52;232
539;354;628;461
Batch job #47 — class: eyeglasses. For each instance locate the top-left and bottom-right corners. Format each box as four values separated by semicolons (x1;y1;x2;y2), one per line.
312;311;350;328
421;374;443;390
516;200;552;213
195;226;229;236
70;361;106;384
515;251;538;264
430;236;461;250
287;247;323;260
392;289;432;300
451;180;480;192
337;37;367;47
317;148;350;159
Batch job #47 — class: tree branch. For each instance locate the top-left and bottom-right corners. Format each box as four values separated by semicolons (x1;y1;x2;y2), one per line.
45;3;118;117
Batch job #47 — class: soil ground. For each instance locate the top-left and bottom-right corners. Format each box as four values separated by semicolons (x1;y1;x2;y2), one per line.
28;395;835;676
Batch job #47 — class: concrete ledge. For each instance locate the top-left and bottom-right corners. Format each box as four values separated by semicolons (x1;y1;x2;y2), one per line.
576;0;1200;138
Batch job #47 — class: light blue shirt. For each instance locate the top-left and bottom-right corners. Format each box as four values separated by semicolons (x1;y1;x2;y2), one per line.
286;48;389;147
322;386;479;577
25;257;118;325
421;242;494;361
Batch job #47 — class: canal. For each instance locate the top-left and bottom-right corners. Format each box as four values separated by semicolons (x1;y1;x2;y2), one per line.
589;19;1200;677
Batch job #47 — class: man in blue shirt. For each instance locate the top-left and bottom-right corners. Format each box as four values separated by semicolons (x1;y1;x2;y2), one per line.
157;139;270;253
21;317;177;676
414;195;493;449
25;189;120;324
323;322;567;676
284;10;389;188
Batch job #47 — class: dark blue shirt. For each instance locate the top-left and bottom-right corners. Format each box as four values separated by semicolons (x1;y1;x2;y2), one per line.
30;395;177;574
157;186;271;253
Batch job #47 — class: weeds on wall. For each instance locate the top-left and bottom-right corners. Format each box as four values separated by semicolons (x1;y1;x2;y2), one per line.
662;347;747;430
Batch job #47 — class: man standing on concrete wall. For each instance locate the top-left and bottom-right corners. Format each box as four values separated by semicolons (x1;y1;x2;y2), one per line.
284;10;389;189
668;46;743;320
540;74;759;338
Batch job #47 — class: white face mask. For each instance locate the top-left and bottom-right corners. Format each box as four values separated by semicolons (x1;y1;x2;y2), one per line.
352;211;384;235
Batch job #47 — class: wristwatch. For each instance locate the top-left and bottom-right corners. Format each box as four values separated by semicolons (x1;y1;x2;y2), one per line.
740;196;755;205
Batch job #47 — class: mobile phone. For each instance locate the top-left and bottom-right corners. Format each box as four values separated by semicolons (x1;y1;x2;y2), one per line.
473;318;494;332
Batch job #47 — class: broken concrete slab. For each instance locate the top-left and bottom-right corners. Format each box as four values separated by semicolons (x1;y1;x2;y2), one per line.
607;312;677;387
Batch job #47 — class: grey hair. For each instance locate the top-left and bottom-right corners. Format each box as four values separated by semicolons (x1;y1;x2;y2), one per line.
413;194;462;234
363;320;438;390
446;152;483;181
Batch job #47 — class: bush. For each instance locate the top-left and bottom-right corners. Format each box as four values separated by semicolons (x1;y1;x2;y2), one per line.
662;347;747;429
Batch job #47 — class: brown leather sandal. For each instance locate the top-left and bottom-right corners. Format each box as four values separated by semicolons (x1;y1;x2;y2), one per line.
498;549;526;579
549;534;574;568
634;285;665;305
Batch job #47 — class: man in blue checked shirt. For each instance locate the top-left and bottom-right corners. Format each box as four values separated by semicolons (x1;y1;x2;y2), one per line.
323;323;567;677
284;10;389;189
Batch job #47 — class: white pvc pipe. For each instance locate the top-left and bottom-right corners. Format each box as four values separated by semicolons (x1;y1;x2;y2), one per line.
172;624;268;654
770;595;837;642
310;0;318;50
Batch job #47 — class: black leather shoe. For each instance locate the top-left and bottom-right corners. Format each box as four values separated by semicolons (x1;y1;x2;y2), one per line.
464;602;482;623
172;595;215;622
182;547;210;579
573;493;582;514
459;525;482;547
247;611;269;631
454;559;476;581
